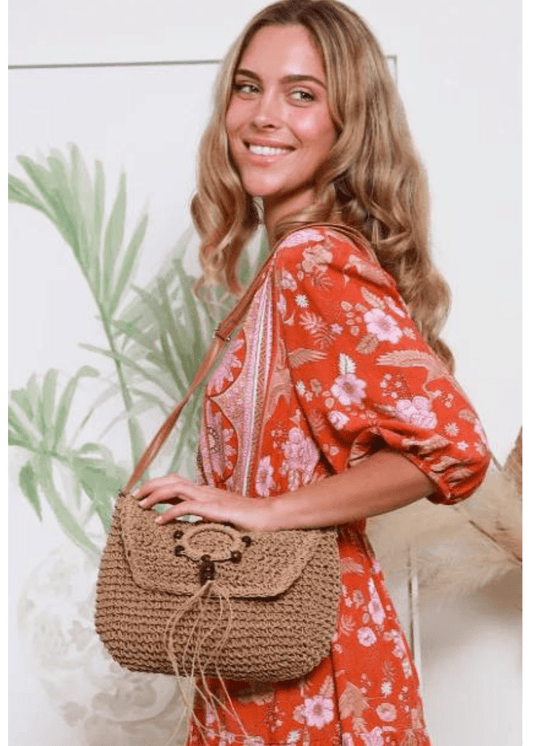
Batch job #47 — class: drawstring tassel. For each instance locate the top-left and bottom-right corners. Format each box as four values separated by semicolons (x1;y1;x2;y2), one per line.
163;581;249;743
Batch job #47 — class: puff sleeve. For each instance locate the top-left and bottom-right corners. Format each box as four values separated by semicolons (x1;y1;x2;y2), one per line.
271;227;490;504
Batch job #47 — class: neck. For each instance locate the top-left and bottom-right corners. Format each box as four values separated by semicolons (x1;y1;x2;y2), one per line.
262;187;316;248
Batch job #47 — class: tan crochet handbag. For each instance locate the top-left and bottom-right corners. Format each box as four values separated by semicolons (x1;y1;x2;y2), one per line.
94;226;367;682
96;498;340;681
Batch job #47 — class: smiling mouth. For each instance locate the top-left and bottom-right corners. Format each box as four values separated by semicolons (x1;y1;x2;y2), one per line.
246;143;294;156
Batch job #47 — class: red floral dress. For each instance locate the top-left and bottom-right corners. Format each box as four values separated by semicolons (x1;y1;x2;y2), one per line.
188;226;490;746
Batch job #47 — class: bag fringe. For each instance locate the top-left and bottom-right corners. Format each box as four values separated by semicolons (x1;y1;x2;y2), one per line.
163;581;250;744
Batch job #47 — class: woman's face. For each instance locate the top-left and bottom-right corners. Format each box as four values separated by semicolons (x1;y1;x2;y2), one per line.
226;24;337;226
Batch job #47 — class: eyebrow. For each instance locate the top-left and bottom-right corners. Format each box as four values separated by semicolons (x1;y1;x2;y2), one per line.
235;68;327;89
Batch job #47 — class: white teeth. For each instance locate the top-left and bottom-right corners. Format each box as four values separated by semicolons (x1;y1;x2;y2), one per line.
248;144;291;156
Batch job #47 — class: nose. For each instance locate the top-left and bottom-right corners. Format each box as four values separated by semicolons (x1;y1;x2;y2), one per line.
251;90;283;129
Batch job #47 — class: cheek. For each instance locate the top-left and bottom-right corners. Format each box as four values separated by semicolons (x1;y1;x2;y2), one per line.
296;112;336;151
225;110;236;139
225;99;246;138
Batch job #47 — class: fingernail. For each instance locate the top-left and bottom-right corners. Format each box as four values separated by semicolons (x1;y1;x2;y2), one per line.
139;498;148;507
155;516;163;524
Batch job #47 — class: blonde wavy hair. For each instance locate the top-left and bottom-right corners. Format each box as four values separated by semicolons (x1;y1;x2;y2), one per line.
191;0;454;368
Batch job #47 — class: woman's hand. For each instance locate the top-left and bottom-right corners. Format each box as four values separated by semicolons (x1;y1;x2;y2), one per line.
133;475;272;532
132;450;434;533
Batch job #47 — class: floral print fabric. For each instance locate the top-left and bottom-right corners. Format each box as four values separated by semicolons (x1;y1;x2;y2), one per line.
189;226;490;746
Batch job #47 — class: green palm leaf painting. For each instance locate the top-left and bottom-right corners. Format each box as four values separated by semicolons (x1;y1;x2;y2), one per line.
9;366;115;558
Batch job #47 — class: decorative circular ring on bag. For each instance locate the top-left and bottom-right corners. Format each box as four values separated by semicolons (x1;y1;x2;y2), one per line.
172;521;253;584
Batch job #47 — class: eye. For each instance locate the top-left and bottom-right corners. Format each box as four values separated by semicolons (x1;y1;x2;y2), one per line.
233;81;260;96
290;89;317;103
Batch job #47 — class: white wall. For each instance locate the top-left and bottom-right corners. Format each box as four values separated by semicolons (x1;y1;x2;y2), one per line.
9;1;521;745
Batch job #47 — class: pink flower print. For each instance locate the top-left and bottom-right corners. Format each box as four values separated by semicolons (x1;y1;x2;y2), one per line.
385;629;410;664
295;380;307;396
368;579;386;625
301;244;333;274
411;706;425;729
444;421;459;437
327;410;349;430
282;427;319;489
361;727;384;746
203;706;237;743
401;656;413;678
395;396;437;429
281;227;324;247
331;373;366;407
342;736;355;746
357;627;377;647
255;456;276;497
474;417;489;446
204;409;236;477
376;703;397;722
220;733;237;746
209;338;244;393
302;695;334;728
204;704;216;726
222;423;237;452
385;295;406;318
280;269;297;290
364;308;402;343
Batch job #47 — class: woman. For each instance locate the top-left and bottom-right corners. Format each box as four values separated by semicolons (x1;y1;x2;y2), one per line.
134;1;490;744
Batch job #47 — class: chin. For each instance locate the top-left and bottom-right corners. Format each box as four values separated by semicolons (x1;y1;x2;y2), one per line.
240;179;283;200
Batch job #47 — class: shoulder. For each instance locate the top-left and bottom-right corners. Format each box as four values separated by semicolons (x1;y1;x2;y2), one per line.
274;225;359;261
272;224;397;293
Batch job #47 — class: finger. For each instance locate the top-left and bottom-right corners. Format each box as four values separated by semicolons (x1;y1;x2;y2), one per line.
137;481;212;511
154;502;210;525
133;474;191;501
143;483;222;510
137;486;186;509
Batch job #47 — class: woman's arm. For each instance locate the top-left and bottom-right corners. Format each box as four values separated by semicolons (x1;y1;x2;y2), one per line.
265;448;433;530
271;229;490;505
133;448;433;532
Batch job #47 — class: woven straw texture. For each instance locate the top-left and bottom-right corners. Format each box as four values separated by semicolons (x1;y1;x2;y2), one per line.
95;493;341;681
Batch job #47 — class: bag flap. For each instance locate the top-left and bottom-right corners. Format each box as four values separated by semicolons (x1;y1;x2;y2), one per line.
119;493;327;598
